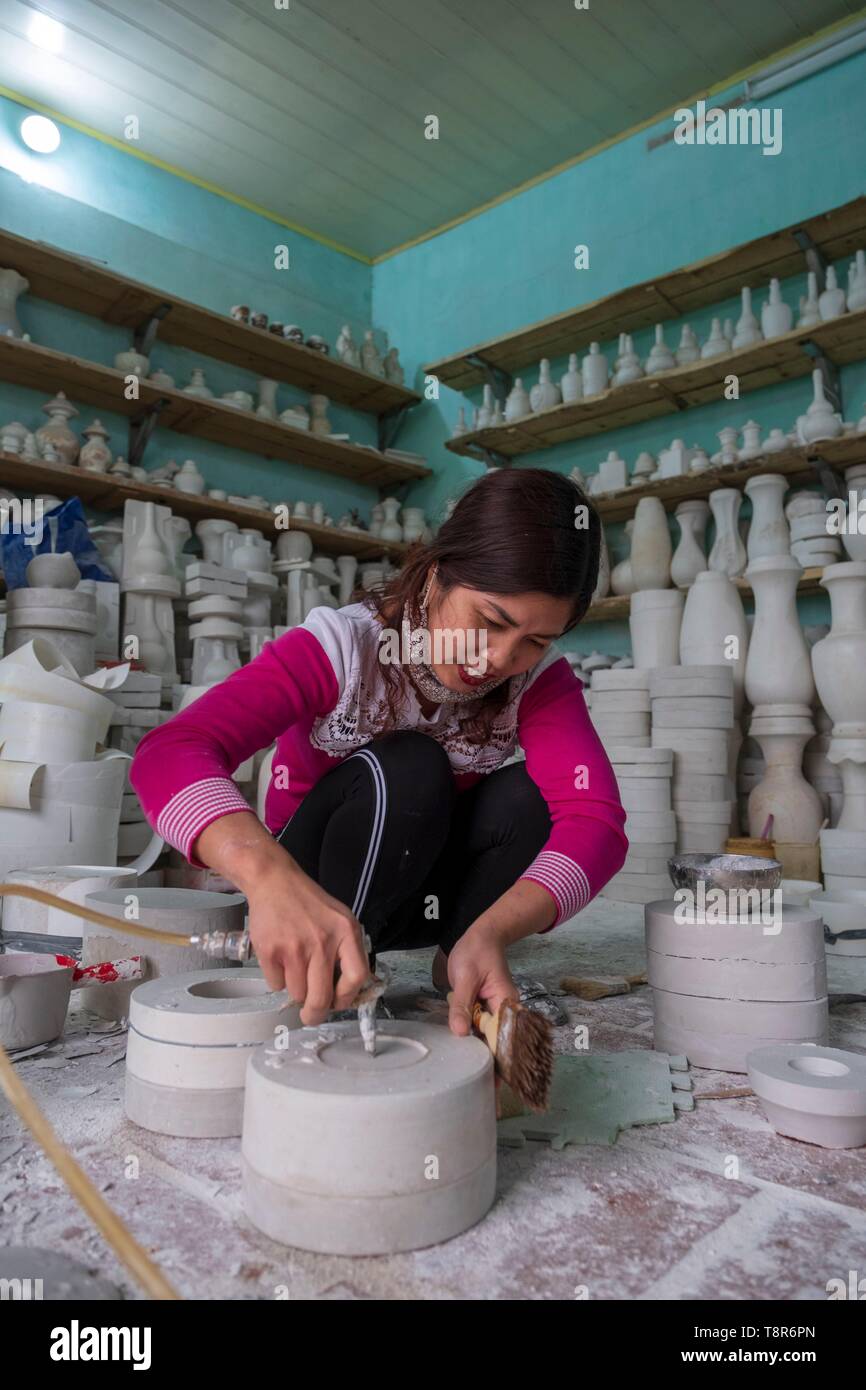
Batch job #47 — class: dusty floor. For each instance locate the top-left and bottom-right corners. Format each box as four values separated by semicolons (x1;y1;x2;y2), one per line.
1;897;864;1301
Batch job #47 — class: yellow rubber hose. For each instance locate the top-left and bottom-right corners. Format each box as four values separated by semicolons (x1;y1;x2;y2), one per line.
0;882;192;946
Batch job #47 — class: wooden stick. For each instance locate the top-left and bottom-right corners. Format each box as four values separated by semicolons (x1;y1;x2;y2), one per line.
0;883;190;947
0;1041;181;1300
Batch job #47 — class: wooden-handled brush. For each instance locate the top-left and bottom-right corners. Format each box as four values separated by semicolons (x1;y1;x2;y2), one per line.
449;993;554;1112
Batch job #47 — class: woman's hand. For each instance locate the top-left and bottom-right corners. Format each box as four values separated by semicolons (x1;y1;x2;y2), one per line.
445;924;518;1037
248;859;371;1025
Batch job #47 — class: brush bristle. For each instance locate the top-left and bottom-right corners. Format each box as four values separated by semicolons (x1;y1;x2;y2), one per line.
496;1000;553;1112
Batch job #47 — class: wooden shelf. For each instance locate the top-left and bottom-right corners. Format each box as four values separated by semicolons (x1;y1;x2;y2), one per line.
0;338;430;489
0;454;410;561
590;435;866;524
586;567;826;624
445;309;866;460
0;227;421;416
426;196;866;391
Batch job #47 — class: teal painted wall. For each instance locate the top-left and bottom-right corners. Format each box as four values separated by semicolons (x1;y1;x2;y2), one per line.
0;92;376;523
373;48;866;655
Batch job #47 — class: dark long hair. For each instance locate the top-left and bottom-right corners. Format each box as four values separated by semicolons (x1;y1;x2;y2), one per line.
357;467;600;745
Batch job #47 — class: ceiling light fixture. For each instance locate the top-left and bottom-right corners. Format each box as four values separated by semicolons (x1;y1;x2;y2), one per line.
20;114;61;153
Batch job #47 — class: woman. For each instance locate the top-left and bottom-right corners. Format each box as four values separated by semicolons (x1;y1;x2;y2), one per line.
130;468;628;1038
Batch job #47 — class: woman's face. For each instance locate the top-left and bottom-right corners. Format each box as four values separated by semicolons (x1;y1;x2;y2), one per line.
423;576;573;694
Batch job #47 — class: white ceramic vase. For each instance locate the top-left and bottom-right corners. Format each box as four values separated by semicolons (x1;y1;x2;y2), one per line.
744;473;791;560
630;498;672;590
708;488;747;578
560;353;582;403
744;555;816;708
799;369;843;443
35;393;79;466
679;569;749;717
818;267;846;321
671;499;710;589
504;378;531;422
581;343;608;395
847;249;866;313
610;521;636;596
529;359;561;412
732;286;763;349
760;279;792;338
811;562;866;730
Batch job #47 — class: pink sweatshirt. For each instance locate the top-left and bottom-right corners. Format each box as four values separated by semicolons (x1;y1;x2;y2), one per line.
130;615;628;929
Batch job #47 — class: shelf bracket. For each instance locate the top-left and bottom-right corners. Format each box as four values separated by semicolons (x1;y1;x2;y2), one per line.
464;353;513;403
800;339;843;416
128;398;169;469
133;302;173;357
457;443;511;469
792;229;829;292
806;450;846;506
377;402;412;453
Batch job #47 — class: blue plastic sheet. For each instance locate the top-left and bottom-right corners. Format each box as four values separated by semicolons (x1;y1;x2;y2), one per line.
0;495;114;589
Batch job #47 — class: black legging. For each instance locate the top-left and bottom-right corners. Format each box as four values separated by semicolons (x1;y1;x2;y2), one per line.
277;730;552;956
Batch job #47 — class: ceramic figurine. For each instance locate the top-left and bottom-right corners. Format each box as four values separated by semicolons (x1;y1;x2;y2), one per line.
560;353;582;403
504;378;531;423
451;405;467;437
796;272;822;329
115;348;150;377
688;444;711;474
148;367;175;389
477;384;495;429
269;322;284;337
632;450;655;481
182;368;213;398
530;359;562;411
221;390;254;410
361;331;384;377
700;318;729;359
384;347;404;384
35;392;80;465
798;369;843;443
174;459;206;495
762;427;789;453
611;334;643;386
0;421;28;454
306;335;329;355
250;312;268;330
110;455;131;477
581;342;609;395
732;287;763;349
230;305;250;322
257;378;279;419
645;324;675;373
847;249;866;312
818;266;847;321
79;419;112;473
491;398;504;426
712;426;739;466
738;419;763;460
0;268;29;337
283;324;304;343
760;279;793;338
309;395;332;436
336;325;361;368
675;324;701;366
401;506;427;543
280;404;310;430
708;488;747;578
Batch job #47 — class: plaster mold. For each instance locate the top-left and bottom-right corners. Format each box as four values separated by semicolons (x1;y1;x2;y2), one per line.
747;1044;866;1148
125;968;301;1137
0;954;74;1051
81;887;244;1020
241;1019;496;1254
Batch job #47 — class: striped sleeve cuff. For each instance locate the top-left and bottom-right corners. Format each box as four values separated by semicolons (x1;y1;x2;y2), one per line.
518;850;592;929
155;777;256;864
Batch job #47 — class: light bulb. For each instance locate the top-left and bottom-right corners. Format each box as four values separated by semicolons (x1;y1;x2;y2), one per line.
20;115;61;154
28;14;65;53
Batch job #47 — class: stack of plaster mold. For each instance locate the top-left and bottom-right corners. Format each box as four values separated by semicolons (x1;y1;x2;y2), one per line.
589;666;650;749
105;669;167;759
125;967;301;1138
809;887;866;958
0;639;129;878
650;665;735;852
601;744;675;904
646;895;829;1073
274;531;338;627
223;527;278;654
736;736;766;834
81;886;244;1022
811;561;866;896
121;500;179;688
4;552;97;676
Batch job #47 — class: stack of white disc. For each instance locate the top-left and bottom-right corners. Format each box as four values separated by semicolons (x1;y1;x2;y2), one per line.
601;745;675;904
650;665;736;853
126;968;300;1137
646;899;828;1072
590;667;651;749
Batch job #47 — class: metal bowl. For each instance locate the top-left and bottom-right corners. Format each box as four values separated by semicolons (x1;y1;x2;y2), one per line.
667;852;783;894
